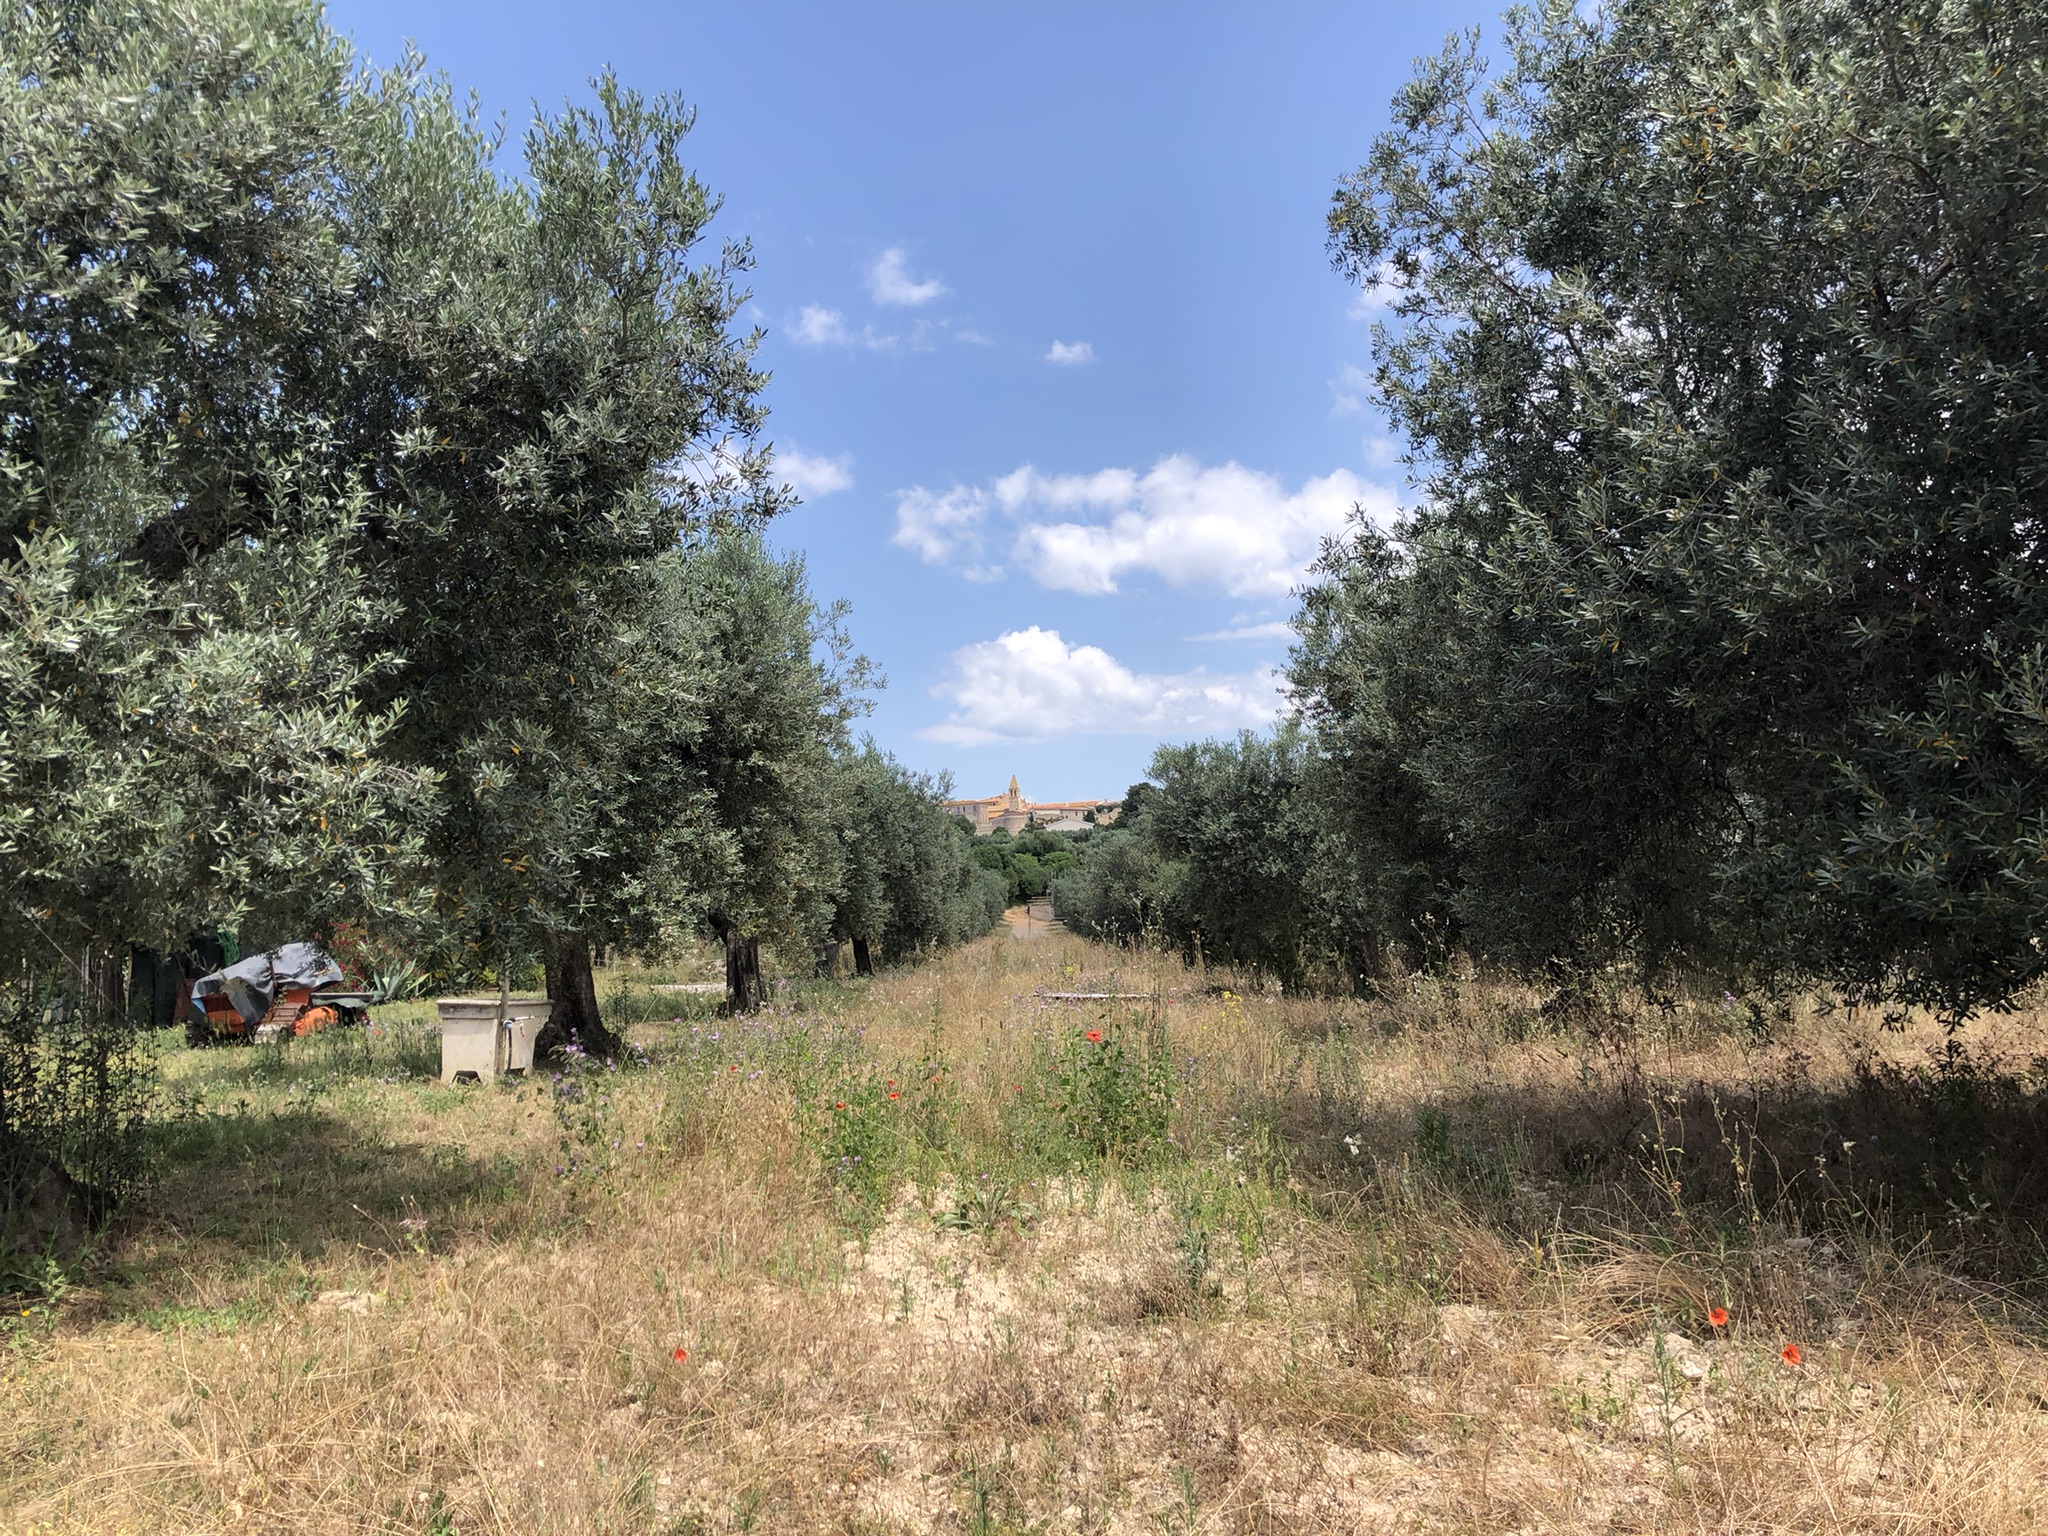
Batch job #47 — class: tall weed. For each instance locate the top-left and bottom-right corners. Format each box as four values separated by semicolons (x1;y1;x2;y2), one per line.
1050;1011;1172;1158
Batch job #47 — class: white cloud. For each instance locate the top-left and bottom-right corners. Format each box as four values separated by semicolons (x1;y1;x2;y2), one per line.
921;626;1284;745
1045;340;1095;366
787;305;946;354
1189;620;1296;643
1363;435;1402;469
891;454;1395;600
671;437;753;497
1346;258;1413;320
892;483;999;576
790;305;851;346
777;449;853;499
868;247;947;307
1329;362;1372;418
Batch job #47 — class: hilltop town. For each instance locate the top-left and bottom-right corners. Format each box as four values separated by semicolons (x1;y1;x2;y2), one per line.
939;776;1121;835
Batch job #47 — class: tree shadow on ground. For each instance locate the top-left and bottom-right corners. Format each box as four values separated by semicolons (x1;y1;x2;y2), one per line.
1269;1036;2048;1297
111;1100;542;1289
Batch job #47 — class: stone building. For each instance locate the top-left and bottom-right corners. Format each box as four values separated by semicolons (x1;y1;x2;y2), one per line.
940;775;1121;836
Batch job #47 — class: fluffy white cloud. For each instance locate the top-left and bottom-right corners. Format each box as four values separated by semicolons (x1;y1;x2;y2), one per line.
1045;339;1095;366
893;454;1394;599
891;483;1002;578
777;449;853;499
868;247;947;307
790;304;851;346
920;626;1283;746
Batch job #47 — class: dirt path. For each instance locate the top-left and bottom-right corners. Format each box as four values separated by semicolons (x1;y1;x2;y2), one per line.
1003;900;1066;939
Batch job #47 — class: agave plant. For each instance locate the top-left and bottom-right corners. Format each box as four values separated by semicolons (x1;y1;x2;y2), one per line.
370;962;424;1004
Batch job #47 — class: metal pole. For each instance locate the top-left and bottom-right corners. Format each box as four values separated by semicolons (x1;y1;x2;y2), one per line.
496;953;510;1076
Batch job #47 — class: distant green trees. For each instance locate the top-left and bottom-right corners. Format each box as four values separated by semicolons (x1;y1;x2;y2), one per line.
1053;731;1342;991
972;827;1080;907
1046;817;1178;949
1067;0;2048;1020
1051;745;1372;992
831;749;1008;974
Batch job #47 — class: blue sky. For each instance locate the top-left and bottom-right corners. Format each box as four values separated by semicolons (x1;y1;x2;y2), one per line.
325;1;1492;802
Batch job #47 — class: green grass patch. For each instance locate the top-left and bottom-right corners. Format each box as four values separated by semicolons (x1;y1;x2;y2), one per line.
128;1297;270;1334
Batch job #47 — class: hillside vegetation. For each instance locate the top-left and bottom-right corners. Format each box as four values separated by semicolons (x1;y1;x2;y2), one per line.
5;925;2045;1534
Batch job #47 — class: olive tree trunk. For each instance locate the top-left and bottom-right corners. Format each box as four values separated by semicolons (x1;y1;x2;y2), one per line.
537;933;622;1060
710;915;764;1014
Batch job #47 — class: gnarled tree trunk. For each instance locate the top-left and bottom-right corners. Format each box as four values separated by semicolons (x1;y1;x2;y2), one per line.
710;914;764;1014
537;933;622;1060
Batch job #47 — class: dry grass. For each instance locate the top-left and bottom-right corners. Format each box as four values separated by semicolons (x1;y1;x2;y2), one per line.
5;930;2048;1533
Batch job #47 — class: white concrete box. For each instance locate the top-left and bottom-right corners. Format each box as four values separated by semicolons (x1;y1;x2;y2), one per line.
436;997;550;1084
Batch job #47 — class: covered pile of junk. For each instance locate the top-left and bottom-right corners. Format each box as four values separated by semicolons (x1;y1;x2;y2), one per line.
186;942;379;1045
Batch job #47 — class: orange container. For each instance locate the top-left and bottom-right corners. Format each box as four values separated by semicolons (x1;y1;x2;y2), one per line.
293;1005;339;1037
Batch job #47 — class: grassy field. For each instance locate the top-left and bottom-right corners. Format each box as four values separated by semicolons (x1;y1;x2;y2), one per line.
5;920;2048;1534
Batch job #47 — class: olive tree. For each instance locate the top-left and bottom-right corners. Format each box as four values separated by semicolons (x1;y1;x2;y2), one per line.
1;0;433;981
316;64;787;1050
1311;0;2048;1017
830;746;1004;973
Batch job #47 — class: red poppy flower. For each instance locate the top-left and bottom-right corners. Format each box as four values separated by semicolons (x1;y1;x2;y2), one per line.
1085;1030;1103;1044
672;1347;688;1362
835;1102;846;1110
888;1091;901;1100
1780;1342;1802;1366
1707;1307;1728;1328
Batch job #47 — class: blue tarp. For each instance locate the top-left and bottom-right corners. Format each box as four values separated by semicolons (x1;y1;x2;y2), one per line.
189;942;344;1030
